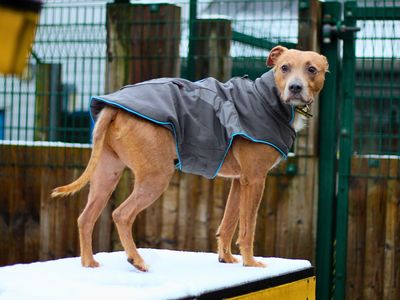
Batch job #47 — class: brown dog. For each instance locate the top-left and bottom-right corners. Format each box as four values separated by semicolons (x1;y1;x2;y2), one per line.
52;46;328;271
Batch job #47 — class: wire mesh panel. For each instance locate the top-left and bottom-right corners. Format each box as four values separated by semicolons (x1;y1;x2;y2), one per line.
0;0;300;146
345;1;400;300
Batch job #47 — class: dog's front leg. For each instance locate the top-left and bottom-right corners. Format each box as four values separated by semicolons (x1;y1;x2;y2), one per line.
217;178;240;264
237;175;266;267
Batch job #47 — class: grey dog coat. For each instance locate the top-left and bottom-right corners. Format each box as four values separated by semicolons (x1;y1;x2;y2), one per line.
90;70;296;179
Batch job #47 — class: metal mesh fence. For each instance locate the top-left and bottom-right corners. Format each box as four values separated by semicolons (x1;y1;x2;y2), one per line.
354;1;400;157
352;0;400;180
0;0;298;147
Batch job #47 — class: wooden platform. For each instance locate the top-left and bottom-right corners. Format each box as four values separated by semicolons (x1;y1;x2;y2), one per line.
0;249;315;299
188;267;315;299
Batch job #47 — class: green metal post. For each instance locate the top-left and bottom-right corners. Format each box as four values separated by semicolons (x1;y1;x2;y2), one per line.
334;2;357;299
317;2;341;299
187;0;197;81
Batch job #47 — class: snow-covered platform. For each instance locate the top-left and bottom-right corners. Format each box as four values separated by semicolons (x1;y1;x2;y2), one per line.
0;249;315;300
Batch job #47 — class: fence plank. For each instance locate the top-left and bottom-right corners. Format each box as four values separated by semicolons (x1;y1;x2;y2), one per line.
363;160;388;300
193;19;232;81
275;167;291;258
160;172;180;249
177;173;190;249
260;174;279;257
34;64;62;141
289;158;316;260
186;175;201;249
105;3;181;91
383;159;400;300
346;157;368;300
193;178;212;251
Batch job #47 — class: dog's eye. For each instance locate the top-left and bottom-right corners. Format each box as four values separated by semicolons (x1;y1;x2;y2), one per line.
307;66;317;74
281;65;289;73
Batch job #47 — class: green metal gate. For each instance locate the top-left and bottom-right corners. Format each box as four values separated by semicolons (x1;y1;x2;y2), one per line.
318;1;400;299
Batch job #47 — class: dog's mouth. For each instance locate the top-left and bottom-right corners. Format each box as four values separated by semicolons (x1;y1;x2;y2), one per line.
282;94;313;107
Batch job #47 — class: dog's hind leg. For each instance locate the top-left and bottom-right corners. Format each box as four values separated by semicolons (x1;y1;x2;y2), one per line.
108;112;176;271
216;178;240;264
112;166;174;272
78;145;125;268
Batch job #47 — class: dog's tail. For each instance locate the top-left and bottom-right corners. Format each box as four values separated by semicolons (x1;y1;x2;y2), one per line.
51;107;116;198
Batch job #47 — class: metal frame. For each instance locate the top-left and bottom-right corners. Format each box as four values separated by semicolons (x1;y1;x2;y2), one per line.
318;1;400;299
317;4;341;300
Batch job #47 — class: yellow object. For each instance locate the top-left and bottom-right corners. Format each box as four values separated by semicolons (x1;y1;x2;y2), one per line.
0;4;40;75
228;276;316;300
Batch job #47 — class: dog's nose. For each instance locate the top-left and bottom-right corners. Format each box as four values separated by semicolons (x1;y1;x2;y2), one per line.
289;83;303;93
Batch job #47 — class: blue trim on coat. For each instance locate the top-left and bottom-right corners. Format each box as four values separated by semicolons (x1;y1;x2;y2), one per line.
89;97;288;178
211;132;287;179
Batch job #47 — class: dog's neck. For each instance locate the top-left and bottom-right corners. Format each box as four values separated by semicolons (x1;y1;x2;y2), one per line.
292;104;312;132
292;112;307;132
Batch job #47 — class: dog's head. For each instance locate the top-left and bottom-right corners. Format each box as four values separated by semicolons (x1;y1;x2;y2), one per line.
267;46;328;107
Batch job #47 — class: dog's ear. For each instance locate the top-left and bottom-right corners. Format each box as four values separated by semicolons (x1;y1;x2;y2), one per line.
320;54;330;73
266;46;288;67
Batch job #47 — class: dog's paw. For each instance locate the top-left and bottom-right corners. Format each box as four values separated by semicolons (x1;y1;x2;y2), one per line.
243;259;266;268
82;259;100;268
127;257;149;272
218;254;239;264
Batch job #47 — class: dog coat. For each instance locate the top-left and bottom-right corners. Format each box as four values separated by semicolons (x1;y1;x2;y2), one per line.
90;70;296;179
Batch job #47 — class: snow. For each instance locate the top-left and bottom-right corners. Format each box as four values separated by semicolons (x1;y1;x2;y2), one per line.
0;249;312;300
0;140;91;148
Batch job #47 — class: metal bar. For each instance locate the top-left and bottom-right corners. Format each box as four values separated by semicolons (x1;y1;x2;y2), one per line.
48;64;61;141
349;6;400;20
231;30;296;50
187;0;197;81
317;3;341;299
334;1;357;299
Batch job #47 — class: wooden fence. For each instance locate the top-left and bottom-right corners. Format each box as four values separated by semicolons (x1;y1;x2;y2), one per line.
1;145;399;300
346;157;400;300
0;143;318;266
0;143;110;265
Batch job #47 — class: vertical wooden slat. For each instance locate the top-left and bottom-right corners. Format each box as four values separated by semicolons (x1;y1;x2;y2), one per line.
34;63;62;141
193;19;232;81
383;159;400;300
106;3;181;91
160;172;179;249
0;164;11;265
209;177;230;253
177;172;190;250
363;159;388;300
275;168;291;258
193;178;211;251
186;175;201;249
261;174;279;257
346;157;368;300
290;157;316;260
7;147;25;264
